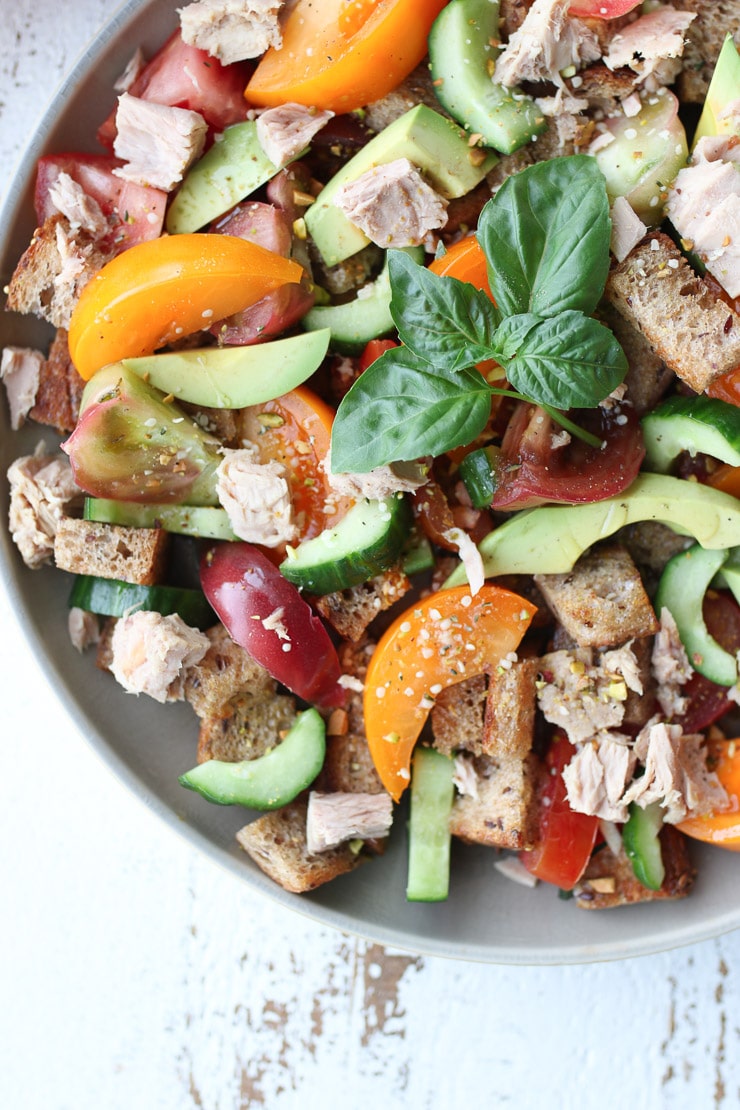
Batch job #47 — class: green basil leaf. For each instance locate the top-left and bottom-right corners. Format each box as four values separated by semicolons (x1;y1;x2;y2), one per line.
495;311;628;409
477;155;611;318
330;346;492;472
388;250;500;371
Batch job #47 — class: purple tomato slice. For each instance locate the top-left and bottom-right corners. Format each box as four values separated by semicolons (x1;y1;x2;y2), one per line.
200;542;346;709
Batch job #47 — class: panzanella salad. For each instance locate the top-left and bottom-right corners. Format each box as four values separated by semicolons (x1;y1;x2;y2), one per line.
6;0;740;906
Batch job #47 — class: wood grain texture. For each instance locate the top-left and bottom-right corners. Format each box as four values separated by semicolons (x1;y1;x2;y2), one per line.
1;3;740;1109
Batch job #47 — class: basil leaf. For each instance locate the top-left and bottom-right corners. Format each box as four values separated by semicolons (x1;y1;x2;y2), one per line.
388;250;500;371
330;346;492;472
495;311;628;409
477;155;611;318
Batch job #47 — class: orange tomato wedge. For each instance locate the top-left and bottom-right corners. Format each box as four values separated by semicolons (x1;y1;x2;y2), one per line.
364;585;535;800
240;387;353;545
68;234;303;379
429;235;491;296
245;0;448;112
677;739;740;851
706;462;740;499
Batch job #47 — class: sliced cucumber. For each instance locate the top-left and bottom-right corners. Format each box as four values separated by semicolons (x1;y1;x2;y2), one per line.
84;498;238;541
642;395;740;473
428;0;546;155
179;708;325;809
622;801;665;891
279;495;412;594
459;446;501;509
122;330;331;408
69;575;214;628
401;527;434;577
655;542;736;686
302;248;423;354
406;747;455;902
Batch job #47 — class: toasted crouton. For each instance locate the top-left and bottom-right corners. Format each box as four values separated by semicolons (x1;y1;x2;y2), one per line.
236;801;363;893
323;638;385;796
184;623;277;720
574;825;695;909
6;215;111;329
315;565;411;642
29;328;86;434
197;694;297;764
432;675;488;757
673;0;740;103
449;752;539;850
54;518;169;585
535;543;658;649
605;232;740;394
598;302;674;416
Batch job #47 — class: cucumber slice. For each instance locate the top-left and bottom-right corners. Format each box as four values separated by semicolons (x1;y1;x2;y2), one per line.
401;527;434;577
622;801;665;891
655;542;736;686
406;747;455;902
69;575;214;628
302;248;423;354
459;446;501;508
84;498;238;540
642;395;740;473
428;0;546;155
178;708;325;809
279;495;412;594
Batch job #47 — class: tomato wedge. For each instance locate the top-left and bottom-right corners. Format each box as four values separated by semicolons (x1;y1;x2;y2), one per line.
428;235;491;297
364;584;535;800
568;0;641;16
677;739;740;851
519;734;600;889
68;234;303;379
239;387;353;545
245;0;448;112
200;542;345;709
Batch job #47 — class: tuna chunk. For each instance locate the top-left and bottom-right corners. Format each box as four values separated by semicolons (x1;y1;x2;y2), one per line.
113;94;207;191
47;172;107;237
666;148;740;299
562;734;637;822
493;0;600;89
306;791;393;853
327;451;428;500
256;103;334;169
216;449;296;546
0;347;42;430
334;158;449;249
8;449;80;568
68;607;101;652
537;646;640;744
179;0;284;64
610;196;647;264
109;611;210;702
623;721;728;824
113;46;147;93
651;607;692;718
604;9;696;87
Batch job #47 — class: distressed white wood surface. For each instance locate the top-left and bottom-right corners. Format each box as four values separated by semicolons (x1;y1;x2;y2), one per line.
1;3;740;1108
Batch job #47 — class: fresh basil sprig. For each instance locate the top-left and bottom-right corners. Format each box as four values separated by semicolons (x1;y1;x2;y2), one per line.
331;156;627;473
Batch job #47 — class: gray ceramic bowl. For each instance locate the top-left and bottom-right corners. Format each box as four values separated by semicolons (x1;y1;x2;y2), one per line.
2;0;739;964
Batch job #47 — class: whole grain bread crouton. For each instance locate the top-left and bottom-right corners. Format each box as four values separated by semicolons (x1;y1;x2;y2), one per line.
54;518;169;585
535;543;658;649
670;0;740;103
605;232;740;394
236;800;364;893
197;693;298;764
314;565;411;642
323;638;384;796
574;824;695;909
432;659;538;760
449;752;539;851
184;622;277;720
29;328;86;434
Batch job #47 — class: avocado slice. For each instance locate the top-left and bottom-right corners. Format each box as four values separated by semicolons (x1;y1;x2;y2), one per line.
305;105;498;266
166;121;282;234
694;33;740;146
444;474;740;586
121;329;331;408
428;0;546;155
302;247;423;353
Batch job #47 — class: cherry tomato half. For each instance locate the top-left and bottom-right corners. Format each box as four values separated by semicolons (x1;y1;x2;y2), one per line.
677;739;740;851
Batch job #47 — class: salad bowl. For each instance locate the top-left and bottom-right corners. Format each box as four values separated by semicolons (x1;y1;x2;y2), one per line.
2;0;740;964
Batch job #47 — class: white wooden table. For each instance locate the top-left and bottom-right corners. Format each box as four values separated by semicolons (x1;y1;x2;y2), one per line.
1;3;739;1107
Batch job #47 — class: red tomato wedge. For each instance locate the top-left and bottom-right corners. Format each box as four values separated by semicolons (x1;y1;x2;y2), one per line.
568;0;641;16
519;734;600;889
68;234;303;379
364;585;535;801
677;739;740;851
200;542;345;709
245;0;449;112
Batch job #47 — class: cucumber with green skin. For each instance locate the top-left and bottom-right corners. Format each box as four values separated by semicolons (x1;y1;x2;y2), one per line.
406;747;455;902
428;0;546;155
69;575;214;628
84;497;238;540
642;395;740;473
655;543;737;686
459;445;500;509
280;495;412;594
622;802;665;892
178;708;325;809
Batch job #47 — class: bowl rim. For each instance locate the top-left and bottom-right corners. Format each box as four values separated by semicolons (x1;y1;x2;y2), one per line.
2;0;740;966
